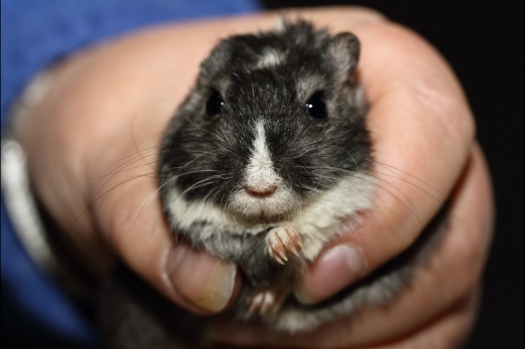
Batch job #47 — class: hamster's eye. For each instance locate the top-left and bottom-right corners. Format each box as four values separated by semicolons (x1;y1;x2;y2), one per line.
306;91;327;119
206;90;224;117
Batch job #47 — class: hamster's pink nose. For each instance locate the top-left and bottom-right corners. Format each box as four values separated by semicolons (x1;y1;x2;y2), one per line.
245;184;277;198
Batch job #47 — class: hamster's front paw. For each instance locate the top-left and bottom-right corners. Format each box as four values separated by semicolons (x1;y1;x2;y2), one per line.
267;225;303;265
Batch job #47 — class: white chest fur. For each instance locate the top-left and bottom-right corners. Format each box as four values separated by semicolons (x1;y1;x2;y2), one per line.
165;173;374;261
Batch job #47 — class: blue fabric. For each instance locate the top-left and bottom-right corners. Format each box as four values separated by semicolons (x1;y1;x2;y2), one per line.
2;196;98;346
1;0;261;346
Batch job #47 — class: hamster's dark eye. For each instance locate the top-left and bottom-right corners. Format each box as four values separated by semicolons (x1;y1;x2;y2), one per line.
206;90;224;117
306;91;327;119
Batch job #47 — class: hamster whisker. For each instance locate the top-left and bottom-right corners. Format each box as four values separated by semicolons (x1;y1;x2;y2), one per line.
90;148;166;197
284;141;333;160
184;137;242;160
161;170;221;193
300;155;440;202
162;154;210;174
366;168;439;202
105;145;167;175
296;165;363;183
70;170;159;231
170;169;219;177
345;171;424;226
176;176;233;222
126;172;186;237
363;158;442;194
201;177;234;205
108;159;162;174
73;147;169;229
111;144;166;165
312;143;364;173
212;132;245;155
297;164;427;224
178;175;230;198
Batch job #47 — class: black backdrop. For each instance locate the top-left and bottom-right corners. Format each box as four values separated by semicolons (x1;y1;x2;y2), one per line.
261;1;524;348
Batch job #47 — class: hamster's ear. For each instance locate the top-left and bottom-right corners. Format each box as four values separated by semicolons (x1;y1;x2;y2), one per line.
329;33;360;84
198;39;234;84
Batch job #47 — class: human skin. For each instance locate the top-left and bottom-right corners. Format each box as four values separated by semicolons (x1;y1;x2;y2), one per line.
16;7;494;348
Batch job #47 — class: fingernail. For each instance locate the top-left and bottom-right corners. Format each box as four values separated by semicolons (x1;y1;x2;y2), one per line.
167;243;236;312
294;244;365;305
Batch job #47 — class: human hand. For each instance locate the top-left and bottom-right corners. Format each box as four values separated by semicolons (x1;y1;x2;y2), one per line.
17;7;494;348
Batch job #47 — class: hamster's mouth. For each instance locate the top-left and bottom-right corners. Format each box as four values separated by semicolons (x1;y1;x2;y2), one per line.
227;188;300;222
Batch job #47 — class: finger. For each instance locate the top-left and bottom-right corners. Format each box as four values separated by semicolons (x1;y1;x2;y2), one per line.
343;288;481;349
209;143;493;347
294;20;476;303
210;288;480;349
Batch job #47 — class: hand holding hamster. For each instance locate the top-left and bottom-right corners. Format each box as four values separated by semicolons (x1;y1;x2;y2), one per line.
16;8;493;348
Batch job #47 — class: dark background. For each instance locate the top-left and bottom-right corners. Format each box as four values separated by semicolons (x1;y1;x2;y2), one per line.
261;1;524;348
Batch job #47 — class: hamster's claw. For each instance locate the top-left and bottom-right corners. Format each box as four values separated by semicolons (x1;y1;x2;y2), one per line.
267;225;303;265
245;288;287;317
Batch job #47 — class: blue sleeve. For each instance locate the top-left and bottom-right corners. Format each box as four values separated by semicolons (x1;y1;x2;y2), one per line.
1;0;262;126
1;0;262;347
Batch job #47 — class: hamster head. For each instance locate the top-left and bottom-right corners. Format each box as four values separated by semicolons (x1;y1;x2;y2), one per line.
160;21;371;224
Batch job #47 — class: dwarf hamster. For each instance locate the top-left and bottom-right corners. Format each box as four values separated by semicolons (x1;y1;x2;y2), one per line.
159;18;373;327
99;20;448;348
